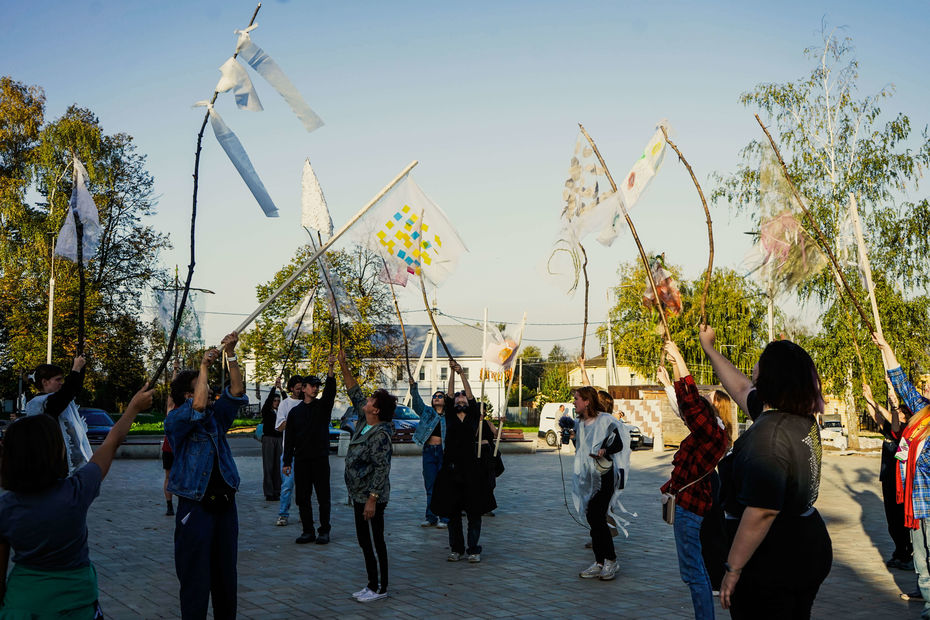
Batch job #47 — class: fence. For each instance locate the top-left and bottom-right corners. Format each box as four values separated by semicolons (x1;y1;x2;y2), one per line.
503;407;539;427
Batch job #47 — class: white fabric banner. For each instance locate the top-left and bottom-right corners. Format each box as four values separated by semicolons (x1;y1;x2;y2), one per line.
284;289;315;337
236;30;324;133
618;121;670;211
55;156;102;264
301;159;333;238
216;57;263;111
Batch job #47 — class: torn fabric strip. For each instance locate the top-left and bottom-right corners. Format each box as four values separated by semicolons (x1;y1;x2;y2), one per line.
216;57;263;111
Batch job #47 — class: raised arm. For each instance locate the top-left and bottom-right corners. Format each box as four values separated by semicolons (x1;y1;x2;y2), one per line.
656;364;681;418
338;348;358;392
699;325;754;416
44;355;86;418
223;332;244;397
862;383;890;427
193;348;218;412
89;384;155;479
874;332;929;414
319;356;337;412
451;361;473;400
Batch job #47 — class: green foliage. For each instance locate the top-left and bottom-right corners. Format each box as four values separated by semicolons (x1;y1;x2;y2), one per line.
538;362;571;404
0;77;168;410
547;344;568;362
602;261;769;384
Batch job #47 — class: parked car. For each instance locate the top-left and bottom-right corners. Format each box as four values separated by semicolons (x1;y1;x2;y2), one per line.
340;404;419;435
537;401;643;449
78;407;115;444
328;427;349;452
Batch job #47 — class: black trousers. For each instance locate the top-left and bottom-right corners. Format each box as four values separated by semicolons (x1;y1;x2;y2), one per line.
882;471;912;560
726;510;832;620
586;469;616;564
294;457;331;534
353;501;388;593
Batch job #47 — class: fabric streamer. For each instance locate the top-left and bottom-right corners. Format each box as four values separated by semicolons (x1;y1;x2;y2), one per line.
55;156;101;263
618;122;670;210
301;159;334;238
152;289;204;345
284;289;316;337
215;57;263;111
199;103;279;218
235;28;324;133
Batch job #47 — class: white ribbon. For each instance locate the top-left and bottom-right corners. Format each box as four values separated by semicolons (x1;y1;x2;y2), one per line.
216;57;263;111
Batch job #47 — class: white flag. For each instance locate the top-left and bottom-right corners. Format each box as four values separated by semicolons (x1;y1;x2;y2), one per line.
301;159;333;238
618;121;670;211
559;133;620;248
216;57;263;111
284;289;315;337
55;156;101;263
354;176;467;287
236;29;324;133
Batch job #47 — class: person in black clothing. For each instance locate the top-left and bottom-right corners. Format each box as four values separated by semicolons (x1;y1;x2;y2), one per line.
283;356;337;545
430;361;496;563
261;378;283;501
863;380;914;570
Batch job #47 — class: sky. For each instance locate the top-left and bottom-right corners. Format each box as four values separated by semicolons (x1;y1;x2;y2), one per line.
3;0;929;360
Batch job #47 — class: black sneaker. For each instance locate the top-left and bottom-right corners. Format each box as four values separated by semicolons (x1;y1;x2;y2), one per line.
296;532;317;544
887;557;915;571
315;533;330;545
166;502;174;516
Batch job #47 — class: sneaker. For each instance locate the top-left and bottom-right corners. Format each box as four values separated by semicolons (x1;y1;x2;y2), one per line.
579;562;603;579
436;522;448;529
468;553;481;563
296;532;316;544
420;520;437;527
352;587;373;599
599;559;618;581
276;516;288;526
887;557;915;571
315;533;330;545
447;552;462;562
357;590;388;603
901;590;925;601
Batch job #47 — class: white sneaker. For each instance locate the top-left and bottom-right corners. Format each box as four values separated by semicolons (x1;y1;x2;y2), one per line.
420;520;435;527
436;522;448;529
468;553;481;563
579;562;603;579
357;590;388;603
275;516;288;526
352;587;373;599
447;552;462;562
599;559;618;581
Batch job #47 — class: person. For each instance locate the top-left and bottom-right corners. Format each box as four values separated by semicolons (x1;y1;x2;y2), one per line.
165;333;248;620
430;361;496;563
410;378;450;529
338;349;393;603
274;375;304;526
873;332;930;612
0;383;153;617
282;361;337;545
572;386;630;581
260;380;283;502
863;379;913;571
657;340;730;620
700;326;832;618
25;355;93;474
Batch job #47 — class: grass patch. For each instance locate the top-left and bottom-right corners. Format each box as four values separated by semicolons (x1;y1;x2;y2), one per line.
126;418;257;436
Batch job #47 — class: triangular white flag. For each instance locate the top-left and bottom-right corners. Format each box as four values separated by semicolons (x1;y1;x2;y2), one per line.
301;159;333;239
216;57;263;111
55;156;102;264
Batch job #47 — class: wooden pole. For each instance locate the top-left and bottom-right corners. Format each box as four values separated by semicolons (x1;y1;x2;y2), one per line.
232;160;418;339
477;307;488;455
418;264;455;364
305;228;344;349
848;193;884;338
578;123;670;339
402;329;433;407
381;256;413;382
754;114;874;333
495;311;527;457
148;2;263;386
660;127;714;325
580;244;590;359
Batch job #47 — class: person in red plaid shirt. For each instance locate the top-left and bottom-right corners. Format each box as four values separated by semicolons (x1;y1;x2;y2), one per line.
658;340;729;620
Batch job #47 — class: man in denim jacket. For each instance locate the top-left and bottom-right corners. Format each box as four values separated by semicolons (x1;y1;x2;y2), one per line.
166;332;248;620
411;381;450;528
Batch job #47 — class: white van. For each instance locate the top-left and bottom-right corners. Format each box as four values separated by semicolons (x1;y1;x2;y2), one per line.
538;402;575;446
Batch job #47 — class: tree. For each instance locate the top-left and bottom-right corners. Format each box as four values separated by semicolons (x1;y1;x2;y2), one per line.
602;261;769;384
239;245;400;391
0;77;169;410
537;362;571;405
547;344;568;363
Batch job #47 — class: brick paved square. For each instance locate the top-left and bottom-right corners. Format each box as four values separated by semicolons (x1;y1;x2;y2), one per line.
88;441;912;618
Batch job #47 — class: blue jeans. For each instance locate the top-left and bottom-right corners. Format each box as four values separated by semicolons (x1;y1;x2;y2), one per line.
674;504;714;620
278;453;294;518
174;497;238;620
422;444;447;524
912;518;930;618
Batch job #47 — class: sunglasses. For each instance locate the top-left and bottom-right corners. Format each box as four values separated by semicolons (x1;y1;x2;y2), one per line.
432;393;445;399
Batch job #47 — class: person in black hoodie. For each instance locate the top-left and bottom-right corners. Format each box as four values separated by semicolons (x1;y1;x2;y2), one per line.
260;379;283;501
283;356;337;545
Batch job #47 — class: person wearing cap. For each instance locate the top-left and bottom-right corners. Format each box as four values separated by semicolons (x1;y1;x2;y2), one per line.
282;360;337;544
274;375;304;526
410;379;450;529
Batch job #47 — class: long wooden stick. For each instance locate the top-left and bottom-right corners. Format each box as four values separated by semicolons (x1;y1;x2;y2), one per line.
495;311;527;457
754;114;874;333
382;255;413;382
477;307;488;456
305;228;344;349
149;2;262;385
578;123;670;339
660;127;714;325
580;244;590;358
419;273;454;363
848;193;884;339
231;160;418;339
71;161;87;357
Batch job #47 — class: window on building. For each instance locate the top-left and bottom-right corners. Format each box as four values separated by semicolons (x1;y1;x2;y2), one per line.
440;367;448;380
463;367;470;379
396;365;404;381
419;368;426;381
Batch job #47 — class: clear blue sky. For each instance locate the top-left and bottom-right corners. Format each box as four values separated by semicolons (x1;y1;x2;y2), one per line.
4;1;929;357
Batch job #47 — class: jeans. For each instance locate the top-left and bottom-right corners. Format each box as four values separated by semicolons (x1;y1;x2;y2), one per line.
912;518;930;618
674;504;715;620
448;511;482;555
278;453;294;518
422;444;448;525
586;469;616;564
294;457;331;535
261;435;282;498
353;502;388;593
174;497;238;620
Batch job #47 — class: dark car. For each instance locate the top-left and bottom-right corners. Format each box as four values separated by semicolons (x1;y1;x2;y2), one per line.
78;407;115;444
340;404;419;435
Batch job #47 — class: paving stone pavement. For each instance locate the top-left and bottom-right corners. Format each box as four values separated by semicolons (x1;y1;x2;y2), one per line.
88;439;915;618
